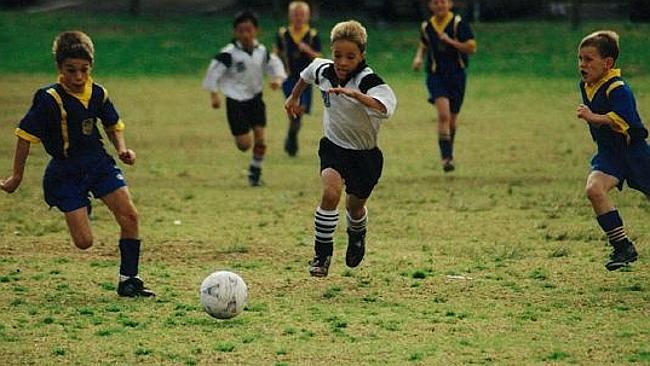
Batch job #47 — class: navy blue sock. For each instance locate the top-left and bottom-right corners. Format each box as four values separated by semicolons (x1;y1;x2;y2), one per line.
438;136;452;160
450;128;456;158
119;238;141;277
596;210;629;245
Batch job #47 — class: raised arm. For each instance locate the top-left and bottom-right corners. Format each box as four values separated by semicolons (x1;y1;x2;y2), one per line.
1;137;31;193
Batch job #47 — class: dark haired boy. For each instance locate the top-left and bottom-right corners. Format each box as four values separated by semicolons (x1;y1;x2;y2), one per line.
203;10;287;186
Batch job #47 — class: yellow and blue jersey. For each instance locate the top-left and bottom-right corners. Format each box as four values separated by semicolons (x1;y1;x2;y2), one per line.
420;12;475;75
16;77;124;160
276;25;321;77
579;69;648;152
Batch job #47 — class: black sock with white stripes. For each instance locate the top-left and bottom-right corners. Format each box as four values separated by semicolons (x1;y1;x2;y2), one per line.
314;207;338;258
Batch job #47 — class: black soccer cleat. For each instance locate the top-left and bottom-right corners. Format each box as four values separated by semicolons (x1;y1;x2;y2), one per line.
248;165;262;187
308;256;331;277
117;277;155;297
605;240;638;271
345;229;366;268
284;135;298;157
442;160;455;173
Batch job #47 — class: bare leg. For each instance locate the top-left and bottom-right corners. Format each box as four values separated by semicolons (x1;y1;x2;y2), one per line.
64;207;93;249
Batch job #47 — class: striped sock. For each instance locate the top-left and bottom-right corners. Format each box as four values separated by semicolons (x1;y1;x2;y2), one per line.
346;207;367;233
250;143;266;168
596;209;629;245
314;207;338;257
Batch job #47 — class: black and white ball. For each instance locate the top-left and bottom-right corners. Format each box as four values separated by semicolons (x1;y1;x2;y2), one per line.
200;271;248;319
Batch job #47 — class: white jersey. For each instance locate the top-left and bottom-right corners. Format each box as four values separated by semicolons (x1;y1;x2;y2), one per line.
300;58;397;150
202;40;286;101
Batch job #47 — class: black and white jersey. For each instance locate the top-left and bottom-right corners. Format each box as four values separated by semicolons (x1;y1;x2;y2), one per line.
300;58;397;150
202;40;286;101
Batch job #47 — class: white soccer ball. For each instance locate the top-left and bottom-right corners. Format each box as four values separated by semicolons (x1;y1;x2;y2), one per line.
200;271;248;319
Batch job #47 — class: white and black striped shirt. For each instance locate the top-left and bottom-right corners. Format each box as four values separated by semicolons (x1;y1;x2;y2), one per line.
300;58;396;150
202;40;286;101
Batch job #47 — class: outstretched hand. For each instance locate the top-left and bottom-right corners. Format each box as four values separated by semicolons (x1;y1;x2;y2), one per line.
119;149;136;165
328;87;358;99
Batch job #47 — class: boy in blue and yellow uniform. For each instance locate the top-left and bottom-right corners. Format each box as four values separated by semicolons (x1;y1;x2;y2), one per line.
275;1;321;156
576;30;649;271
1;31;154;296
412;0;476;172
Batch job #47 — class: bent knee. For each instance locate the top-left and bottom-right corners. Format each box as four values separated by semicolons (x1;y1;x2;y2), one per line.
74;237;93;250
585;182;606;201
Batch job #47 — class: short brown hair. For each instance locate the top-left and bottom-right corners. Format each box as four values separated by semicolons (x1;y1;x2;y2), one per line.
579;30;619;62
52;31;94;65
330;20;367;52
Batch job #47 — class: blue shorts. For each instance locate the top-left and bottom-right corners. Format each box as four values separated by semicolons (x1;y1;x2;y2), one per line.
591;140;650;194
283;76;313;114
426;71;467;114
43;153;127;213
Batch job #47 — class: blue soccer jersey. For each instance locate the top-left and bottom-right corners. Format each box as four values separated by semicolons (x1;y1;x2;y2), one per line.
420;12;475;75
580;68;650;194
579;69;648;152
16;77;123;160
276;25;321;77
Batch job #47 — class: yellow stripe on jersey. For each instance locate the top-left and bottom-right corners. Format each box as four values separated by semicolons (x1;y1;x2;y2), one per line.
584;69;621;102
606;80;625;97
607;111;630;136
104;119;125;132
288;24;310;45
431;12;453;35
15;128;41;143
46;88;69;157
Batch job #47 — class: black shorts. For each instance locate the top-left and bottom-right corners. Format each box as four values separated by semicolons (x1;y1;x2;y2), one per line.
225;94;266;136
318;137;383;199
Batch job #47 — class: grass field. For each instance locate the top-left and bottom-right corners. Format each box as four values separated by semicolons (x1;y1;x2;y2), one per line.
1;11;649;366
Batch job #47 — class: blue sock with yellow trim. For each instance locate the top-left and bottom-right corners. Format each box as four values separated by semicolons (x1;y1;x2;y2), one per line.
596;210;630;246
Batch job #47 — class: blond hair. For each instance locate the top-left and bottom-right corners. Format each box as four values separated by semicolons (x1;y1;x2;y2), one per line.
289;1;310;13
52;31;94;65
579;30;620;62
330;20;367;52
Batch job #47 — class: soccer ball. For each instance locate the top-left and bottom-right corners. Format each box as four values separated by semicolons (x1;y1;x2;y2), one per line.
199;271;248;319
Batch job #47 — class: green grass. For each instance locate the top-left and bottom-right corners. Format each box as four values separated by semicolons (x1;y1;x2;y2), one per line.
1;11;649;77
1;12;649;365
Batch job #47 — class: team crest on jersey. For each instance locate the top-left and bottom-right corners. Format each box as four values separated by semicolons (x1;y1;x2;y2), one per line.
235;61;246;73
81;118;95;135
321;90;330;107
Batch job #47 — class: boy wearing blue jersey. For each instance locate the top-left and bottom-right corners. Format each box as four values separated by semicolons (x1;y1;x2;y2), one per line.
576;30;649;271
286;20;397;277
412;0;476;172
275;1;322;156
0;31;154;296
203;11;286;186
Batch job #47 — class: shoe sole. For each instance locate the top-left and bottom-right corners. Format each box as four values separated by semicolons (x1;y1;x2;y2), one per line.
309;270;328;278
605;255;638;271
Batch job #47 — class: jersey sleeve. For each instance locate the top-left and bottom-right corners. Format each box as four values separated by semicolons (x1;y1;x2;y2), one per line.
419;21;429;46
276;28;285;52
311;30;322;52
16;90;56;143
300;58;329;85
266;52;288;81
457;19;474;42
202;53;230;92
99;92;124;132
607;84;646;139
360;74;397;119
